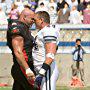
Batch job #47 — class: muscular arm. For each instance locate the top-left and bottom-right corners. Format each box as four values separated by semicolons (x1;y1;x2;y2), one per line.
45;42;57;65
12;35;29;70
35;42;56;80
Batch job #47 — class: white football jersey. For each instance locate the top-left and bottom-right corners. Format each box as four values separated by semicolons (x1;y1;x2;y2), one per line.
32;25;59;71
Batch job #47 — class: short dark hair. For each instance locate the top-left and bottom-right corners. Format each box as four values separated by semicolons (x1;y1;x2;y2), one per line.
24;5;31;9
40;2;44;6
36;11;50;24
76;39;81;42
50;6;54;9
64;3;69;7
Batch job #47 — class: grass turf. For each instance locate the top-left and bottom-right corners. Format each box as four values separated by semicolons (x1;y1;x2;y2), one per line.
0;87;12;90
56;86;90;90
0;86;90;90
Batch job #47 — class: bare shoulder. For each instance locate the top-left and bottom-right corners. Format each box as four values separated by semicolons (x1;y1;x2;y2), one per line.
12;35;24;42
12;35;24;50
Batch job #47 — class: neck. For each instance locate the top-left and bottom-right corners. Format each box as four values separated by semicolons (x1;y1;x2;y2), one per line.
50;0;54;3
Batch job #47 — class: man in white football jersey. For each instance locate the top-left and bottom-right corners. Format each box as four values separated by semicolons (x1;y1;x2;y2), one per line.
32;11;59;90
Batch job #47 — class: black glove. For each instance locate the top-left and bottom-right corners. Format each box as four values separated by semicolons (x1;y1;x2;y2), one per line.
35;74;43;86
34;63;50;88
33;74;43;89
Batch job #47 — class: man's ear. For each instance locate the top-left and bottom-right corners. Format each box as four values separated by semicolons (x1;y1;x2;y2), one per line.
24;15;27;19
41;18;44;21
41;18;44;24
23;15;26;20
23;17;26;21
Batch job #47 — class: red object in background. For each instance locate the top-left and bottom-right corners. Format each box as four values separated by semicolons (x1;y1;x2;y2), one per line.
70;76;84;87
0;83;8;87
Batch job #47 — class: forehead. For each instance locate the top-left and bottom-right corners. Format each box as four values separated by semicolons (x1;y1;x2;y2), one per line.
23;9;35;16
25;12;35;18
76;41;81;43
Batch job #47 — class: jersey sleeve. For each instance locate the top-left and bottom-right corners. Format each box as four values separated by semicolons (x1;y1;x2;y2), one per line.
43;26;59;43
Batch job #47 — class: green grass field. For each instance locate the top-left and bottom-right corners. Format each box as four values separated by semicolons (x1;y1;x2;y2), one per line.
0;86;90;90
0;87;12;90
56;86;90;90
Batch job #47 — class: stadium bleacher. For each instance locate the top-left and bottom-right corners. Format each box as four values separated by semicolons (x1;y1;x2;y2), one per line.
0;24;90;53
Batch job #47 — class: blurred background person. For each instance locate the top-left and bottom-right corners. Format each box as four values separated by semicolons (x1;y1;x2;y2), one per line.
77;0;86;12
57;0;67;12
71;39;85;85
38;0;49;8
83;2;90;24
85;0;90;3
14;0;24;14
9;3;20;19
48;0;57;12
48;6;58;24
67;0;78;10
5;0;13;14
0;6;8;25
57;3;70;24
69;6;83;24
0;0;6;13
48;0;57;24
35;2;48;13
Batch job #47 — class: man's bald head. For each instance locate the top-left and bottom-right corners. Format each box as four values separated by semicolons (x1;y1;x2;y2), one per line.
20;8;34;17
19;8;35;26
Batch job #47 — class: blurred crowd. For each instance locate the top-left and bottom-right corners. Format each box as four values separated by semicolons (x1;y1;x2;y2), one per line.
0;0;90;25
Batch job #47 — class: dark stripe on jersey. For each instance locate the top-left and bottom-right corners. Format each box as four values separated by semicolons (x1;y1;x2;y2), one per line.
44;39;56;42
43;36;57;39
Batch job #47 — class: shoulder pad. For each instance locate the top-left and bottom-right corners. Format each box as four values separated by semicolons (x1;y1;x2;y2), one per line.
8;25;20;35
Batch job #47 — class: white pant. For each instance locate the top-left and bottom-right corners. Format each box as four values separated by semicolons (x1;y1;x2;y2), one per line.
40;61;59;90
